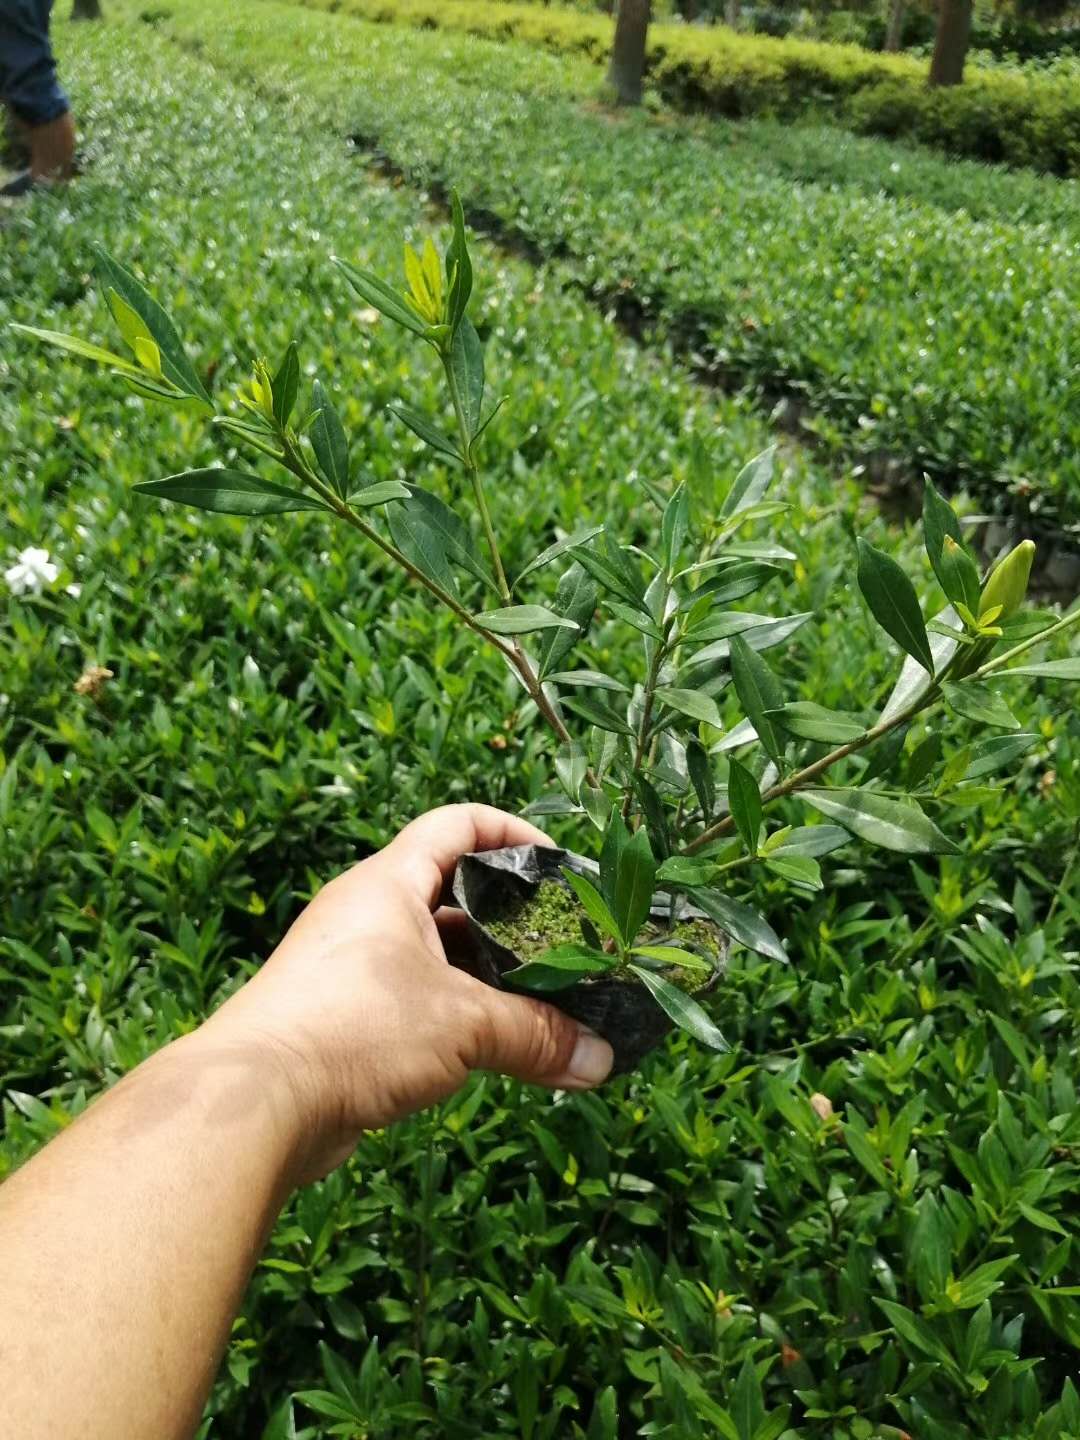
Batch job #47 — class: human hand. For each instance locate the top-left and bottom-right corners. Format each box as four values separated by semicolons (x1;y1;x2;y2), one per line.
203;804;614;1182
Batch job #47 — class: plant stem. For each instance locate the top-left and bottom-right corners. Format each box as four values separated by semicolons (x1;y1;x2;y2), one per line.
975;604;1080;677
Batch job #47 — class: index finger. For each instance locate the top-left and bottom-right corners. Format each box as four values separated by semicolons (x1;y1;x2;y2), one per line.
382;803;554;910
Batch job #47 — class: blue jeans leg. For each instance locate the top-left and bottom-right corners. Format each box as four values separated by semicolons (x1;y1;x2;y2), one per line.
0;0;70;128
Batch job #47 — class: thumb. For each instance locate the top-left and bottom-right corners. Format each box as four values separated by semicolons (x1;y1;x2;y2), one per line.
470;987;614;1089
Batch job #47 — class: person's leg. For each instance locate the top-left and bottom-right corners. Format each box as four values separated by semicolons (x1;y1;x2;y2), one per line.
0;0;76;188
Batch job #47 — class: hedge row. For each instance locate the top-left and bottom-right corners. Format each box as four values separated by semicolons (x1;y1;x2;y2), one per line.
293;0;1080;175
190;0;1080;519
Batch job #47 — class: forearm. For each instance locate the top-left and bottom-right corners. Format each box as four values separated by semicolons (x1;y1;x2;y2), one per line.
0;1029;304;1440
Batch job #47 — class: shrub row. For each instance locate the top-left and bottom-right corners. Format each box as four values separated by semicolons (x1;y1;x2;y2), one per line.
159;0;1080;520
291;0;1080;174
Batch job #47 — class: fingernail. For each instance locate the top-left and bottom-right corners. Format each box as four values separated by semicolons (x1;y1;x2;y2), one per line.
567;1028;614;1086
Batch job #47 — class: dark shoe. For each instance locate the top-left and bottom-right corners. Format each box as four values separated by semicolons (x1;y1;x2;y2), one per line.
0;170;35;198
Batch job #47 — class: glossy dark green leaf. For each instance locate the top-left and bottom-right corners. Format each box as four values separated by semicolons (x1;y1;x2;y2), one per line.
764;853;822;888
627;965;728;1050
800;788;957;853
310;380;350;497
770;701;866;744
937;535;982;615
537;564;598;679
448;316;485;441
350;481;411;507
943;681;1020;731
400;486;495;589
561;868;622;945
687;738;715;822
504;945;614;993
730;634;784;765
655;856;715;886
693;887;788;963
93;248;210;403
444;189;473;328
615;828;657;946
689;611;811;667
476;605;578;636
132;468;327;515
661;483;689;576
698;560;780;606
1002;658;1080;680
922;479;964;586
271;341;300;426
515;525;604;587
654;686;723;730
857;537;933;674
720;445;775;520
547;669;628;693
574;538;646;610
727;756;762;855
767;824;849;857
333;257;426;335
387;500;459;597
389;404;461;464
963;733;1039;780
564;695;634;736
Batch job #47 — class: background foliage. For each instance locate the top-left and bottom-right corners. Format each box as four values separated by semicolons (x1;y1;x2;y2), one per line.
1;6;1078;1438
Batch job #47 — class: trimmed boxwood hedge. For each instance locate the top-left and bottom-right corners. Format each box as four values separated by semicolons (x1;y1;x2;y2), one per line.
290;0;1080;175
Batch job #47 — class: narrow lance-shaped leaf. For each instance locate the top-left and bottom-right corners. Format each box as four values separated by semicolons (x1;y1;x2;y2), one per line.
448;317;485;442
272;342;300;426
537;564;598;679
476;605;578;636
561;868;622;946
627;966;728;1051
922;479;964;590
332;257;427;337
800;788;957;854
730;634;785;766
720;446;775;521
692;888;788;964
770;702;866;744
1002;658;1080;680
653;687;723;730
614;828;657;946
444;190;473;329
504;945;615;993
386;501;459;598
687;737;715;822
727;757;762;856
514;525;604;588
389;404;461;465
399;486;495;590
598;808;630;921
309;380;350;499
857;538;934;675
132;469;329;516
93;248;211;403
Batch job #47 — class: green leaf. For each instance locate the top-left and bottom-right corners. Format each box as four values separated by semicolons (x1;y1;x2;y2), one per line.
730;634;784;766
692;888;787;963
687;738;715;822
764;853;822;888
699;561;780;607
271;341;300;425
477;605;578;636
800;788;957;854
962;733;1039;780
444;189;473;328
537;564;598;678
11;322;140;374
294;1391;364;1423
599;807;630;919
688;612;811;667
448;317;485;441
732;1354;765;1440
875;1300;953;1365
767;824;849;857
856;538;933;674
942;681;1020;730
389;404;461;464
615;828;657;946
770;701;866;743
727;757;762;856
93;248;211;403
661;483;689;576
627;966;728;1051
564;696;634;736
387;500;459;597
399;485;495;590
923;479;966;586
262;1398;298;1440
720;446;775;520
503;945;615;993
514;525;604;588
547;670;628;693
333;257;427;336
655;855;714;886
574;538;645;610
132;469;327;516
350;481;411;508
561;868;623;945
1002;658;1080;680
630;944;712;973
310;380;350;498
937;535;982;615
654;687;723;730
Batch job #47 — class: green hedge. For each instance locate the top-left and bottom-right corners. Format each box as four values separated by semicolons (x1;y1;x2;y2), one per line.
294;0;1080;174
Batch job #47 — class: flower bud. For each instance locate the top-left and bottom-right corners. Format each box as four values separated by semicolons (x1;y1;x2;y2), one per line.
979;540;1035;621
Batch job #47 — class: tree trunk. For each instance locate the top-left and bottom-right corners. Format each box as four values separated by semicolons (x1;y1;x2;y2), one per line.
606;0;650;107
884;0;906;51
724;0;740;29
71;0;103;17
928;0;972;85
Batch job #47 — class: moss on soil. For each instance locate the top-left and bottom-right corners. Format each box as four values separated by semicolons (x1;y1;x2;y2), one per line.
483;880;720;991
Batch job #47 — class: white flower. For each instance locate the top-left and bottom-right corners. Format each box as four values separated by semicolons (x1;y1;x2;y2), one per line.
66;583;82;599
5;546;59;597
318;777;353;798
228;696;244;716
242;655;261;682
890;162;901;174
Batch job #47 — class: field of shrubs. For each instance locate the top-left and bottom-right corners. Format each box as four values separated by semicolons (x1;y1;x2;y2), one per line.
1;4;1078;1438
